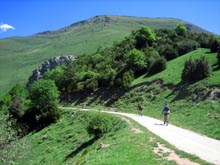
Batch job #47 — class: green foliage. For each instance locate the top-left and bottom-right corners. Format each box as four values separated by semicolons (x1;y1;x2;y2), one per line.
196;33;211;48
8;84;28;118
0;84;28;117
217;49;220;67
87;113;113;138
175;23;187;36
148;56;167;75
121;70;134;89
134;27;156;49
158;44;178;61
176;39;200;56
125;49;147;75
181;56;210;82
43;66;65;91
1;16;195;96
209;36;220;53
27;79;60;130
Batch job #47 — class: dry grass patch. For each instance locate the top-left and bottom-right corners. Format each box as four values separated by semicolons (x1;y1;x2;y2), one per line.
153;142;200;165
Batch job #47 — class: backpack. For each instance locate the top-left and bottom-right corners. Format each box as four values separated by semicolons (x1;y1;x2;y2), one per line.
164;105;170;114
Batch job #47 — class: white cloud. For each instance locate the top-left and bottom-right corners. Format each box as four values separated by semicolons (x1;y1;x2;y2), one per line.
0;23;15;32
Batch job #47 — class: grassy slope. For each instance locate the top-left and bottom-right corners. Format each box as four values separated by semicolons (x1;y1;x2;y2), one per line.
116;48;220;139
0;15;209;96
0;109;210;165
1;49;218;165
65;48;220;140
132;48;220;86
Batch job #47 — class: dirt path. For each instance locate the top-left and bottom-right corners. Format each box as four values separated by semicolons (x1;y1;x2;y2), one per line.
103;111;220;165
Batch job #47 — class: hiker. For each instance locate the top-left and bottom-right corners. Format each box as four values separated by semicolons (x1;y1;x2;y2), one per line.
162;104;170;125
137;104;143;116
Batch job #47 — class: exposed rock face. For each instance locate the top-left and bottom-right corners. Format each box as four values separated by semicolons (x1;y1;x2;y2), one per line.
210;88;220;101
27;55;76;88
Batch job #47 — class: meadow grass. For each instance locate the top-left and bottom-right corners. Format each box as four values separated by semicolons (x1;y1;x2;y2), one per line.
0;109;211;165
132;48;220;86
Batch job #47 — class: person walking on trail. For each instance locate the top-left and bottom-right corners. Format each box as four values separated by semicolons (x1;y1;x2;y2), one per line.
137;104;143;116
162;104;170;125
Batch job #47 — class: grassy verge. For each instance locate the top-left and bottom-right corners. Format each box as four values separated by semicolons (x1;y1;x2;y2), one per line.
0;108;211;165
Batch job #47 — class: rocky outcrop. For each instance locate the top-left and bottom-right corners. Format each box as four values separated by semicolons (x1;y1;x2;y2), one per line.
27;55;76;88
210;88;220;101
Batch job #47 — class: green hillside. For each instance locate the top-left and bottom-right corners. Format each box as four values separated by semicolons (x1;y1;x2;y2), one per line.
0;15;210;96
0;109;210;164
133;48;220;86
0;19;219;164
59;48;219;141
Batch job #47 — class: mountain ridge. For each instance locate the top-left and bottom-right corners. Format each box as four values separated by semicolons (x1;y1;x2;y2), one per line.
0;15;212;95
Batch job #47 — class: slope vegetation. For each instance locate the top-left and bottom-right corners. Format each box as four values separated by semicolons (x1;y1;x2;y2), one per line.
0;109;209;165
0;15;209;96
66;48;220;140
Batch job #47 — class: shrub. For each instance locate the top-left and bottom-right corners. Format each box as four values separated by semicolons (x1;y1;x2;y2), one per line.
114;69;134;89
209;37;219;53
134;27;156;49
125;49;147;75
181;56;210;82
122;70;134;89
148;56;166;75
27;79;60;130
176;39;200;56
87;113;113;138
87;113;126;138
175;23;187;36
159;44;178;61
217;50;220;68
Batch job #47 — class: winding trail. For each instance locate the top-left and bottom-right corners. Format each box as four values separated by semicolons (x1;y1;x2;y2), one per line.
104;111;220;165
65;107;220;164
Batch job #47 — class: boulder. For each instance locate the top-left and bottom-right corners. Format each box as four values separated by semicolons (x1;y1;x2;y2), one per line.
210;88;220;101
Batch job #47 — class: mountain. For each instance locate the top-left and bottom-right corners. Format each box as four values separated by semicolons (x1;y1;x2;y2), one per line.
0;15;211;96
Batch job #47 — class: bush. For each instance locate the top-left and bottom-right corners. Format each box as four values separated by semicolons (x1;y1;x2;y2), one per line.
87;113;126;138
148;56;166;75
175;23;187;36
217;50;220;68
182;56;210;82
87;113;113;138
114;69;134;89
176;39;200;56
27;79;60;130
134;27;156;49
209;37;219;53
159;44;178;61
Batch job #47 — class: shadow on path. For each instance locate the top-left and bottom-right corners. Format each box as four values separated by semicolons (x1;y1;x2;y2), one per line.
154;123;166;126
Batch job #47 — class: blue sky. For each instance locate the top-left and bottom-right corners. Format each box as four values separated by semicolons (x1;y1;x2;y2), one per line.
0;0;220;38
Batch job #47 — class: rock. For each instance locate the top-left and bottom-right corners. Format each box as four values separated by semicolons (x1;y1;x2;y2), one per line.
27;55;76;88
41;135;48;140
210;88;220;101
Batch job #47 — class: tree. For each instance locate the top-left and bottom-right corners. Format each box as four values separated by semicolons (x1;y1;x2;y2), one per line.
181;57;210;82
148;56;166;75
28;79;60;130
3;84;28;119
217;48;220;68
209;37;220;53
159;44;178;61
43;66;65;91
122;70;134;89
134;27;156;49
175;23;187;36
125;49;147;75
176;39;200;56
